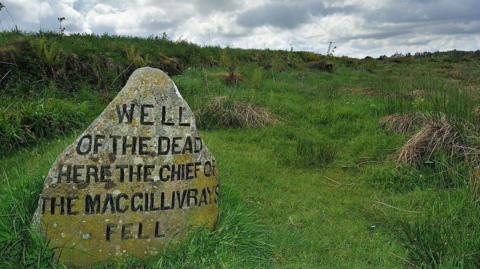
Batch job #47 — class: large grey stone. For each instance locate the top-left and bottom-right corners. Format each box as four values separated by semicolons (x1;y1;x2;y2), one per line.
33;67;219;267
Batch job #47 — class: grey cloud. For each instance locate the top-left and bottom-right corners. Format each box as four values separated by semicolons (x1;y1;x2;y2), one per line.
347;21;480;42
88;24;116;35
346;23;480;47
368;0;480;24
192;0;240;14
328;0;480;56
0;0;479;57
433;22;480;35
236;1;354;29
348;29;412;41
136;17;177;35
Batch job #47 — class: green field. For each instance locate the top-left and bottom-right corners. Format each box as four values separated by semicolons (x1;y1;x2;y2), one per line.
1;32;480;268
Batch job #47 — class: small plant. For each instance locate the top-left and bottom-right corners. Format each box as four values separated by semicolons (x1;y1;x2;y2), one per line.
225;64;243;86
57;17;66;34
326;41;337;56
31;38;63;77
251;68;263;89
124;45;146;67
161;32;169;41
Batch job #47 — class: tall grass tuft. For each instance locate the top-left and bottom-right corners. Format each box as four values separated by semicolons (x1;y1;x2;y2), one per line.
0;174;58;268
196;96;277;129
397;190;480;268
124;45;146;67
251;68;263;89
0;98;88;155
277;131;337;168
146;188;272;268
295;136;337;167
31;38;62;77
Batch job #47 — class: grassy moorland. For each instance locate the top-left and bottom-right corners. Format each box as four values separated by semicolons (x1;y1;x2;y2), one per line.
1;32;480;268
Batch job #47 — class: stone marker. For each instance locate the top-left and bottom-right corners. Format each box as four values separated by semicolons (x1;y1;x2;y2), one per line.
33;67;219;267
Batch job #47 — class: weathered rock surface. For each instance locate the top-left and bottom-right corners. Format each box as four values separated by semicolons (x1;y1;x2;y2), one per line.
33;67;219;267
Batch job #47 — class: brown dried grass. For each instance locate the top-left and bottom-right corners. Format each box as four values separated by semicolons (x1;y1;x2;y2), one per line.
397;114;468;164
474;107;480;120
379;113;423;133
469;167;480;203
197;96;277;129
209;71;244;85
154;53;184;76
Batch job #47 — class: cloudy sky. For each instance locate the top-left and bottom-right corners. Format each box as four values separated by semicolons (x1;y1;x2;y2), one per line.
0;0;479;57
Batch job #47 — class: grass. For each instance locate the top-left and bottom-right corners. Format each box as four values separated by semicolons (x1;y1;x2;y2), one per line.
0;135;272;269
0;97;96;153
1;32;480;268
